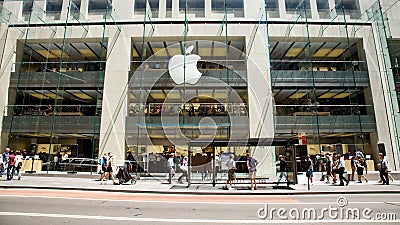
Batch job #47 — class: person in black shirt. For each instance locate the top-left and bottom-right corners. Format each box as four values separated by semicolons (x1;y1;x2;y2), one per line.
277;155;289;184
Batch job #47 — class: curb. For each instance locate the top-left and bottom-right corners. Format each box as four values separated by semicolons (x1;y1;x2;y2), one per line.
2;185;400;195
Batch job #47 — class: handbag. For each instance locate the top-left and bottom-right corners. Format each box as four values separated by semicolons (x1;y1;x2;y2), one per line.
180;165;188;172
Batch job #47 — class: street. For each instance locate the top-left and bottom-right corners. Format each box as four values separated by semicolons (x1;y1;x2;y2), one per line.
0;189;399;224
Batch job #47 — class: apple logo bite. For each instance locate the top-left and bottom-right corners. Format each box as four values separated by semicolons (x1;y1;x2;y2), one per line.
168;45;202;85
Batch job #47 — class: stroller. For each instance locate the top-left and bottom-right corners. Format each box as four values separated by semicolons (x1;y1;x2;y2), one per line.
116;165;136;185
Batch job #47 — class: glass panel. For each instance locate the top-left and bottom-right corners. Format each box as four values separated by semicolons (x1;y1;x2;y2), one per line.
335;0;360;19
4;0;108;174
179;0;205;17
46;0;62;20
265;0;279;18
135;0;159;18
211;0;244;17
88;0;111;15
285;0;311;18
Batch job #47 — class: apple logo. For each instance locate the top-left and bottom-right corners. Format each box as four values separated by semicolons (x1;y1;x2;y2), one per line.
168;45;202;85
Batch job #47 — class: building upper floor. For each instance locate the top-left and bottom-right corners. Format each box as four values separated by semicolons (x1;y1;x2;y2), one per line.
0;0;398;25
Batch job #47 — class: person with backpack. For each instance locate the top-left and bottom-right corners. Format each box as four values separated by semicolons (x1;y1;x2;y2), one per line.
247;153;258;190
100;152;118;185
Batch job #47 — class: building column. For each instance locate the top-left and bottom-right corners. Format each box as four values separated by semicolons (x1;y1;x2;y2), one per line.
60;0;71;21
159;0;167;19
278;0;287;19
80;0;89;19
172;0;179;19
309;0;319;19
0;27;24;150
3;1;23;21
362;27;400;170
247;25;275;176
99;30;130;165
205;0;212;18
112;0;134;20
328;0;336;18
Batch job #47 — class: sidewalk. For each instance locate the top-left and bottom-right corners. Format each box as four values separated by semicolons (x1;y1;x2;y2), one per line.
0;173;399;195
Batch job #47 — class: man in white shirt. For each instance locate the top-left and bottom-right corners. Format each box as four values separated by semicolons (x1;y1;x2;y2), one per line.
167;154;175;184
336;154;349;186
225;154;236;190
62;152;68;161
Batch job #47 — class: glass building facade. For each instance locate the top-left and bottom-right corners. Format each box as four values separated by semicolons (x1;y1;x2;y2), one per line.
0;0;399;178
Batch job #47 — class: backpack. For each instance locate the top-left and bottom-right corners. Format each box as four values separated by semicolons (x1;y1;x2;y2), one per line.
102;156;107;166
248;157;257;172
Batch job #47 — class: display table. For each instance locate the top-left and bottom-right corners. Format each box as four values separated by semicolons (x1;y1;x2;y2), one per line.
21;159;42;172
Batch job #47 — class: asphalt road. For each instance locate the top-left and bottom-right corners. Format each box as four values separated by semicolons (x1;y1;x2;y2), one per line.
0;189;399;224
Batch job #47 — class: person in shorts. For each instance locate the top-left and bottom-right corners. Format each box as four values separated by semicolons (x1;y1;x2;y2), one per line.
306;155;313;185
246;153;258;190
225;154;236;190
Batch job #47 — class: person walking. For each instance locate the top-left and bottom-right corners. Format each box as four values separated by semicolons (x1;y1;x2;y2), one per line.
336;154;350;186
2;148;10;177
246;153;258;190
15;150;23;180
277;155;289;185
356;156;368;183
324;154;333;184
225;154;236;190
98;153;107;182
7;150;16;180
379;153;389;185
100;152;118;185
306;155;313;185
178;156;188;183
167;154;175;184
350;156;357;181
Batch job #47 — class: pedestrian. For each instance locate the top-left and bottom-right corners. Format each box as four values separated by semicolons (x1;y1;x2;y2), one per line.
324;154;333;184
167;154;175;184
332;153;338;184
189;102;195;116
201;153;209;181
350;156;357;181
2;148;10;177
336;154;350;186
7;150;16;180
356;156;368;183
100;152;118;185
379;153;389;185
225;154;236;190
178;156;188;183
277;155;289;185
305;155;313;185
246;153;258;190
15;150;23;180
62;151;68;162
98;153;107;181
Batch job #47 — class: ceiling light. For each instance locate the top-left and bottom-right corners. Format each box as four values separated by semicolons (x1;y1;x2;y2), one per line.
326;49;344;58
289;93;307;99
333;93;351;98
285;48;303;57
318;93;338;98
313;48;332;57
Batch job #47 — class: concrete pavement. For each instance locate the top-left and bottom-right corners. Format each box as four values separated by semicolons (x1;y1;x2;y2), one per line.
0;171;399;195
